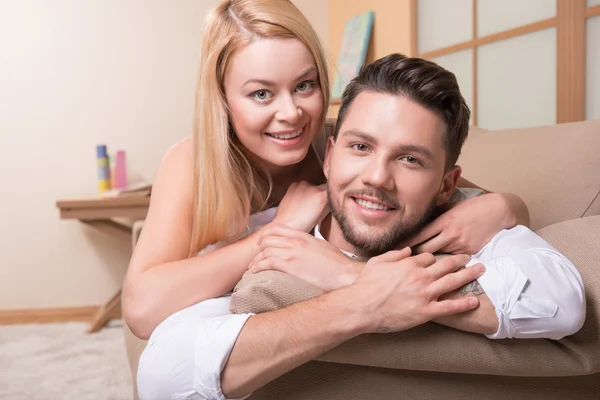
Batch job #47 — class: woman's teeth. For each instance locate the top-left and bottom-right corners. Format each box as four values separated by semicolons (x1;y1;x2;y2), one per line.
267;129;302;140
355;198;391;211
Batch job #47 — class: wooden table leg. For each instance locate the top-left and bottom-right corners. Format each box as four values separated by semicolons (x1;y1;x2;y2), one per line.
81;219;132;333
88;289;122;333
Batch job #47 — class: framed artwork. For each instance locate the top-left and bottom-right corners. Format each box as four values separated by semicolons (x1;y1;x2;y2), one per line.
331;10;374;101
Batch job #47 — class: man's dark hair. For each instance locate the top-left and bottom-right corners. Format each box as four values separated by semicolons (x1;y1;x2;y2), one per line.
334;53;471;170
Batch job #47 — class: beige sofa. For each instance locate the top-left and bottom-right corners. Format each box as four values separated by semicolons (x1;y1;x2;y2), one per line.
124;119;600;399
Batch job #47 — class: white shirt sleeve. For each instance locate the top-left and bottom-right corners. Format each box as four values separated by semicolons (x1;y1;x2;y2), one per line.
137;296;254;400
466;225;586;340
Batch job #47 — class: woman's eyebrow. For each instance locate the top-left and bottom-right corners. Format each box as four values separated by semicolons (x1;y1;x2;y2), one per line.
242;66;317;88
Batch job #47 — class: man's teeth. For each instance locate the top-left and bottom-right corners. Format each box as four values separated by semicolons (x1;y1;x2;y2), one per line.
268;129;302;140
355;198;391;211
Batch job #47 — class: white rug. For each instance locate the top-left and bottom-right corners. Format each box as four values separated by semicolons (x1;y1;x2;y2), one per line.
0;320;132;399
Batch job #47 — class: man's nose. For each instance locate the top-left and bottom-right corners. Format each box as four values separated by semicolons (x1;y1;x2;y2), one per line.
274;95;302;124
360;157;395;191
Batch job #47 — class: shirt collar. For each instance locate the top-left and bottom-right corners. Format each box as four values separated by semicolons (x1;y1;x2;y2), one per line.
314;223;369;262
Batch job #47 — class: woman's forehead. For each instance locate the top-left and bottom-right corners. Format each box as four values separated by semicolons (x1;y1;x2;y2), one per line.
226;38;317;86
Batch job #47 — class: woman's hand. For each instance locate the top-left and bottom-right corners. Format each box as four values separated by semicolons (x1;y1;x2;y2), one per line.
248;224;362;292
398;192;526;255
273;181;328;232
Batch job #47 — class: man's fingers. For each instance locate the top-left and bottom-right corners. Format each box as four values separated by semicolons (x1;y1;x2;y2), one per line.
259;224;304;244
250;252;290;273
431;297;480;317
426;254;471;280
429;263;485;298
370;247;412;263
397;220;443;249
258;235;294;250
250;258;280;274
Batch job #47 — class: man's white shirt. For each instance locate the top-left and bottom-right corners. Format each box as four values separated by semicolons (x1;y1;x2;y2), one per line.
136;190;586;399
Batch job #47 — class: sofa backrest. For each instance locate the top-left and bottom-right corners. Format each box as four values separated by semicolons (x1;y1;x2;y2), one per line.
458;120;600;230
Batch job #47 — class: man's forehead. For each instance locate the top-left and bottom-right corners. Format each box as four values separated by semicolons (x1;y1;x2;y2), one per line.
338;91;446;152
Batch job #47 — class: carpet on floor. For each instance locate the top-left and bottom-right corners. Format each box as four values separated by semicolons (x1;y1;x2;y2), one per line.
0;319;132;399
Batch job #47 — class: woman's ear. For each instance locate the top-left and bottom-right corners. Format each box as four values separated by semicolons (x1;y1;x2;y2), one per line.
437;165;462;205
323;136;336;180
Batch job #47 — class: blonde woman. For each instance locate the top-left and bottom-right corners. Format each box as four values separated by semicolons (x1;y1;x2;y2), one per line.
125;1;528;398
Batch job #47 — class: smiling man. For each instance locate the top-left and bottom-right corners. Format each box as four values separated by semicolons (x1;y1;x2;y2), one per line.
248;53;586;340
317;53;586;338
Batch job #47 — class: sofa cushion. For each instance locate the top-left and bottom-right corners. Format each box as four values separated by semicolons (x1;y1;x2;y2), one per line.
230;216;600;377
230;270;323;314
458;120;600;230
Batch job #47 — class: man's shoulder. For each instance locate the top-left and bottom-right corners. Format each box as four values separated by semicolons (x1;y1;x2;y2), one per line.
477;225;559;258
450;187;485;202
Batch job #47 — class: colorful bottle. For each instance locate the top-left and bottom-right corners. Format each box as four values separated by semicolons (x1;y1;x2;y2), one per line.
115;150;127;190
96;145;111;194
109;154;117;189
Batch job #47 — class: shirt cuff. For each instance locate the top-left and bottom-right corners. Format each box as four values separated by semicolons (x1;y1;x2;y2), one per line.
467;256;528;339
194;313;254;399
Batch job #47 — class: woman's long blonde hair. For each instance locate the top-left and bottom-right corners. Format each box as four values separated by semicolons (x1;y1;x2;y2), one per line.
189;0;330;255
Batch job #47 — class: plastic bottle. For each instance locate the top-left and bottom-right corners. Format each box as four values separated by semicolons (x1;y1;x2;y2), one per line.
115;150;127;190
96;144;111;194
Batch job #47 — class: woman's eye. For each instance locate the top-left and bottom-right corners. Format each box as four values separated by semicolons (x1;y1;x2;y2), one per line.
296;80;314;92
251;90;272;101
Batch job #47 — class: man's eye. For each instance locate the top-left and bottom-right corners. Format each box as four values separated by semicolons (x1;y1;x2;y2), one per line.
352;143;369;152
400;155;420;164
296;80;314;92
250;90;272;101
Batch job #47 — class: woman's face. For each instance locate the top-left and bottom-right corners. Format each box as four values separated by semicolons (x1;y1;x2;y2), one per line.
224;38;323;174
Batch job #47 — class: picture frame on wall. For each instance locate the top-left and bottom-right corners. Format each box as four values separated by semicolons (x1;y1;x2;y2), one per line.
331;10;374;102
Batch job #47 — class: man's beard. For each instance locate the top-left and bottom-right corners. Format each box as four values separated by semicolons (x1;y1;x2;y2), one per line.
327;186;438;258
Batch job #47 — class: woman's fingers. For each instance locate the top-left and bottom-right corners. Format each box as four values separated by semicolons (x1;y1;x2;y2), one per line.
397;219;443;250
369;247;412;263
413;232;449;254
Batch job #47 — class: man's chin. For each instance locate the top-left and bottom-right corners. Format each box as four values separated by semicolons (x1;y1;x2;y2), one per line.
342;228;397;254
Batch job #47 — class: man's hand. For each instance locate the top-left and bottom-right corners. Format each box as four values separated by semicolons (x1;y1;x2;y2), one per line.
248;224;362;292
346;248;485;334
222;248;485;398
397;193;517;255
272;181;329;233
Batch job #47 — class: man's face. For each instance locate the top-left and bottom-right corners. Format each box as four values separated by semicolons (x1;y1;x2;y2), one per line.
324;90;460;257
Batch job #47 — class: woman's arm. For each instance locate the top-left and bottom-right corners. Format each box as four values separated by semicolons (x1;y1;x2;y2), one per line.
458;176;530;227
123;138;328;340
123;137;268;340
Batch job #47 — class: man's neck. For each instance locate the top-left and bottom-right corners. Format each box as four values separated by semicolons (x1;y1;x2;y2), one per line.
319;213;368;259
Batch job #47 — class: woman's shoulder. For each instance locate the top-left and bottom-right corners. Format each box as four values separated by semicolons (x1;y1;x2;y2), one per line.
152;135;194;200
155;136;194;177
164;135;193;163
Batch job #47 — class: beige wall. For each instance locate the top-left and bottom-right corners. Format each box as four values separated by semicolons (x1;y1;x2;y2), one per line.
0;0;328;310
328;0;414;116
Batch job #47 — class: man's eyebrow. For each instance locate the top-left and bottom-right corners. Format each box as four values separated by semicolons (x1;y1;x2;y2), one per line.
341;129;377;143
397;144;434;160
341;129;434;159
242;66;317;88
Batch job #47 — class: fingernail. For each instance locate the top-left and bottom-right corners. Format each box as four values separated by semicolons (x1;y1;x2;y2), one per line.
468;298;478;307
476;264;485;274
